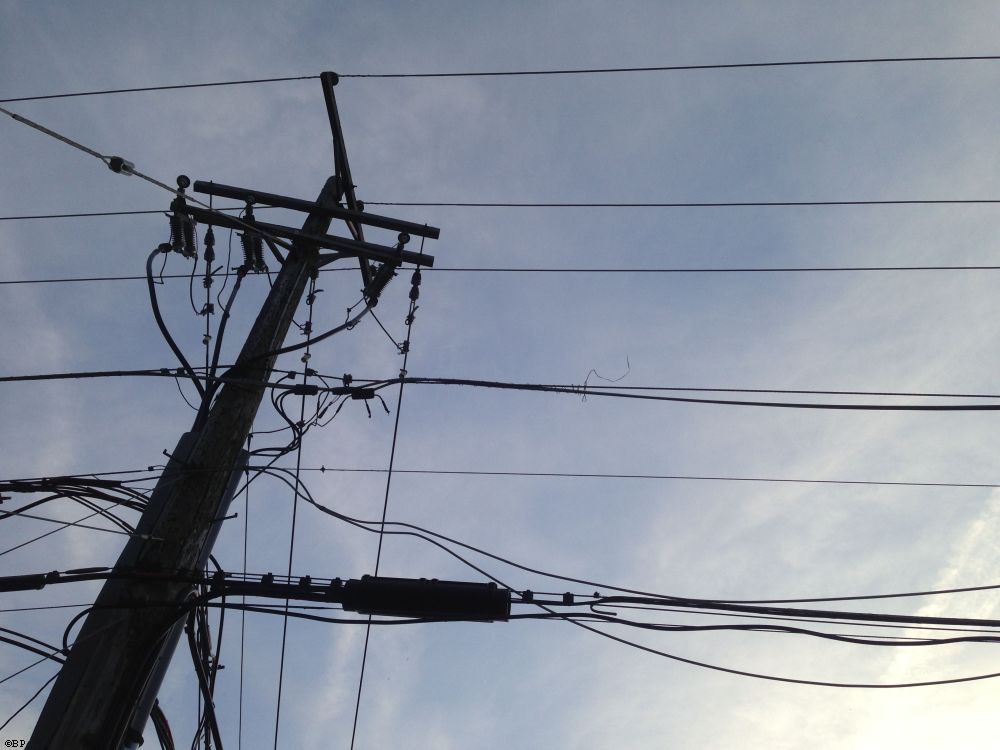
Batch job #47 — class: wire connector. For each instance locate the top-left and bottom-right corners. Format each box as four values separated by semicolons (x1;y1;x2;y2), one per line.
106;156;135;175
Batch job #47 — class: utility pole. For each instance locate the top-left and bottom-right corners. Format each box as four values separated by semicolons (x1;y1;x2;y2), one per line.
27;74;437;750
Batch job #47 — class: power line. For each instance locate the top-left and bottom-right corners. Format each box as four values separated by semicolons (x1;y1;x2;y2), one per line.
6;198;1000;224
339;55;1000;79
9;367;1000;402
386;376;1000;411
0;204;250;221
10;264;1000;287
4;55;998;105
6;464;998;492
298;466;1000;489
350;248;425;750
366;199;1000;207
0;75;319;104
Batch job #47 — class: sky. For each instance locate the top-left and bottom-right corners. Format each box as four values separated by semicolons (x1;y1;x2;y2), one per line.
3;1;1000;747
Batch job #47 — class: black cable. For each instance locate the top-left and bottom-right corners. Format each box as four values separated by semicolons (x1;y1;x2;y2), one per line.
605;601;1000;637
272;277;318;750
223;300;370;379
0;506;137;558
0;604;90;614
11;463;1000;492
151;700;176;750
197;269;247;428
3;55;998;106
555;610;1000;689
387;376;1000;411
0;671;58;732
0;655;50;687
146;247;207;401
12;262;1000;287
238;436;250;750
518;611;1000;647
187;251;201;317
270;466;997;611
340;54;1000;79
349;246;424;750
16;366;1000;401
185;609;224;750
1;510;134;537
367;199;1000;207
294;465;1000;489
0;75;320;104
0;634;66;664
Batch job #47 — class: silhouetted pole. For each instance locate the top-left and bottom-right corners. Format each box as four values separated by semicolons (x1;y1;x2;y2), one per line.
28;177;340;750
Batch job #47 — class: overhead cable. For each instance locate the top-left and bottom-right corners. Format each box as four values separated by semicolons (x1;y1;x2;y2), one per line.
9;368;1000;408
0;75;319;104
4;56;1000;103
382;376;1000;411
11;263;1000;287
6;198;1000;224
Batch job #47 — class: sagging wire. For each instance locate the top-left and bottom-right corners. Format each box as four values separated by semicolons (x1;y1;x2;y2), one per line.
146;245;206;403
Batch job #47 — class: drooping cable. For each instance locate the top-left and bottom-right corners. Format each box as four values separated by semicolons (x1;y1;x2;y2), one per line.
146;247;207;401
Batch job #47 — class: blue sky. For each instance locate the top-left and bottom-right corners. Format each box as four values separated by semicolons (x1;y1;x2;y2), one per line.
3;2;1000;748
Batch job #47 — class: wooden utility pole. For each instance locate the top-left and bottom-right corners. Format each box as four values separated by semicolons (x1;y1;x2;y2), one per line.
28;178;339;750
27;74;438;749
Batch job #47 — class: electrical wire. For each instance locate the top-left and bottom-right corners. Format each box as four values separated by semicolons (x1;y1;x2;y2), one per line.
0;75;320;104
366;199;1000;207
0;631;66;663
11;262;1000;287
350;247;425;750
377;376;1000;411
237;437;251;750
272;277;318;750
0;104;300;262
12;367;1000;405
4;459;1000;492
0;506;151;558
258;466;999;611
3;55;999;104
339;55;1000;78
146;247;207;401
0;655;51;687
294;465;1000;489
0;672;59;732
548;606;1000;689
